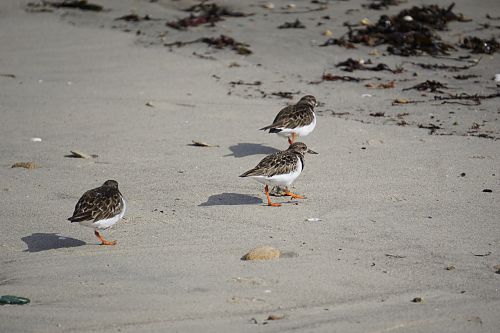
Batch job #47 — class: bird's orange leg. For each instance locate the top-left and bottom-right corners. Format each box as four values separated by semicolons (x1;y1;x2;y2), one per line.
288;133;297;145
284;187;305;199
265;185;281;207
94;230;117;246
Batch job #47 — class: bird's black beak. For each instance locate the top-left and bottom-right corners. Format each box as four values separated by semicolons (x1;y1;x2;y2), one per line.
307;149;318;154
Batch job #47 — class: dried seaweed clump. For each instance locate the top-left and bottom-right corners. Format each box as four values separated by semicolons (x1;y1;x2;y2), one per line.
459;36;499;54
345;3;468;56
167;2;248;30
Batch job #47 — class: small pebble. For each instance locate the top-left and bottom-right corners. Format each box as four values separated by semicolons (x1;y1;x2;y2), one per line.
322;29;333;37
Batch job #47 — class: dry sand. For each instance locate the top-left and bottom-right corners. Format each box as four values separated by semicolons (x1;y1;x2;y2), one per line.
0;0;499;332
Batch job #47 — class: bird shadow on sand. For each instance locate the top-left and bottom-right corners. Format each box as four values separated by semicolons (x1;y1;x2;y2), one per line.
199;193;262;206
21;233;86;253
224;143;279;158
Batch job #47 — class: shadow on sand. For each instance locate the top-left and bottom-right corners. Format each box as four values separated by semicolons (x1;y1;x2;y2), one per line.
199;193;262;206
225;143;279;158
21;233;86;253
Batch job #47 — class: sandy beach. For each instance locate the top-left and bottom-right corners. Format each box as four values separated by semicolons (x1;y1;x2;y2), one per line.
1;0;499;332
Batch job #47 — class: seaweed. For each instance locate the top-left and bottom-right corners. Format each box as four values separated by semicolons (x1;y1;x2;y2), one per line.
164;35;252;55
453;74;479;80
320;37;356;48
310;73;373;84
459;36;499;54
403;80;448;93
362;0;404;10
278;19;306;29
331;3;468;56
406;60;479;72
335;58;403;73
44;0;103;11
167;2;249;30
434;92;500;106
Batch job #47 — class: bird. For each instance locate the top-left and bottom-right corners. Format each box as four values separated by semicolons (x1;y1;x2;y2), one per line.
68;180;126;245
239;142;317;207
260;95;317;145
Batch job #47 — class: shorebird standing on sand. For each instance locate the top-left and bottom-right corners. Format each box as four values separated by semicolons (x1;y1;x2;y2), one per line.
260;95;317;145
240;142;317;207
68;180;126;245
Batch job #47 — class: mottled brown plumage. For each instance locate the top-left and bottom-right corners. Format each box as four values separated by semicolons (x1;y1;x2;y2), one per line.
68;180;124;223
260;95;317;133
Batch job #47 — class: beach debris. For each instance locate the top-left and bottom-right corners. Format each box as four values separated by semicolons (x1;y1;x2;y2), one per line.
310;73;372;84
453;74;479;80
267;314;284;320
434;92;500;106
445;265;456;270
360;18;372;26
495;74;500;82
229;80;261;86
486;14;500;20
278;19;305;29
459;36;499;54
365;80;395;89
271;91;300;99
145;101;154;107
337;4;468;56
320;37;356;48
402;80;448;93
0;295;30;305
322;29;333;37
242;246;280;261
406;60;479;72
363;0;403;10
369;112;385;117
305;218;322;222
411;297;423;303
190;140;219;147
0;74;16;78
262;3;275;10
472;251;492;257
30;137;42;142
385;253;406;259
494;264;500;274
362;93;373;98
482;189;492;193
39;0;103;11
65;150;98;159
467;316;483;326
335;58;403;73
11;162;38;169
167;2;249;30
115;14;156;22
164;35;252;55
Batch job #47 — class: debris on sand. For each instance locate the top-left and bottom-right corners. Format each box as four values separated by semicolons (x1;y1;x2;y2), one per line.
164;35;252;55
190;140;219;147
271;91;301;99
11;162;38;169
267;314;285;320
115;14;158;22
0;295;30;305
406;60;480;72
278;19;306;29
453;74;479;80
402;80;448;93
65;150;98;159
365;80;395;89
434;92;500;106
310;73;373;84
229;80;262;86
330;4;468;56
335;58;403;73
411;297;423;303
242;246;280;261
30;0;104;12
363;0;403;11
459;36;499;54
167;2;249;30
392;98;424;105
320;37;356;48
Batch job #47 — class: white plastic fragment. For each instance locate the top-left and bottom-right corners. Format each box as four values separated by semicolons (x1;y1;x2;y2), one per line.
306;218;322;222
362;93;373;98
30;137;42;142
494;74;500;82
